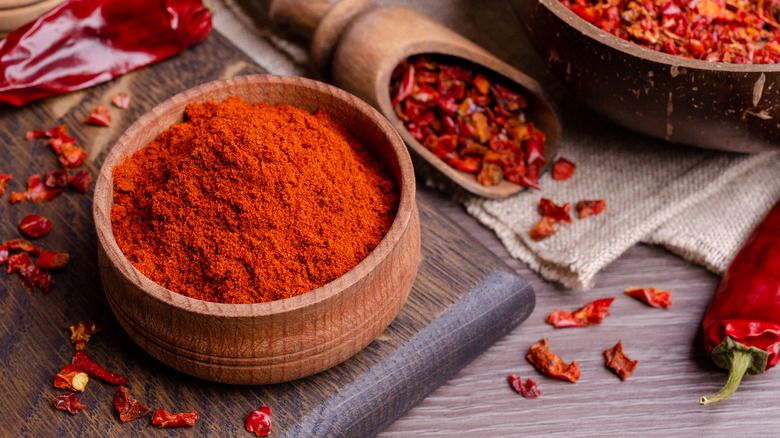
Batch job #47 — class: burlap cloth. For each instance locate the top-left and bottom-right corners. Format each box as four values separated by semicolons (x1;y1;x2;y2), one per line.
212;0;780;290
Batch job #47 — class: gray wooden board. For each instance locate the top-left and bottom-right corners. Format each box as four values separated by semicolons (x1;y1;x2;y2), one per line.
0;31;534;436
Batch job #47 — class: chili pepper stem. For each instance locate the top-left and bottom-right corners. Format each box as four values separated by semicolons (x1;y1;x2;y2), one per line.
700;349;753;405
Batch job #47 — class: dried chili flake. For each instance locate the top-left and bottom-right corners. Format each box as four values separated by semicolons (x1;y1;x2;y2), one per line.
7;252;32;274
9;192;26;203
152;409;199;427
18;214;52;238
59;143;88;169
36;251;69;269
0;244;7;264
4;238;43;255
85;105;111;127
527;338;581;382
547;297;615;328
604;340;639;380
577;199;606;218
69;321;101;351
0;174;11;195
72;351;129;385
625;287;672;309
113;386;151;422
112;93;131;109
539;198;572;223
246;406;271;436
390;54;547;188
21;265;55;292
529;216;557;241
508;374;541;398
25;125;73;142
44;169;68;189
68;169;92;193
52;393;86;414
13;174;62;203
552;157;576;180
54;364;88;392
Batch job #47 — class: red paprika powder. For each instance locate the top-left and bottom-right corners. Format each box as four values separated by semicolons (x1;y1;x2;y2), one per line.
111;97;398;304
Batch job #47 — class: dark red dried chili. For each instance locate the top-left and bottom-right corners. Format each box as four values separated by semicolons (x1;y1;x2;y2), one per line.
152;409;199;427
113;386;151;422
68;170;93;193
539;198;572;223
390;55;547;188
72;352;129;385
246;407;271;436
4;239;43;255
44;169;68;189
18;214;52;238
36;251;69;270
552;157;576;181
547;297;614;328
85;105;111;127
70;321;101;351
577;199;606;218
52;393;86;415
508;374;541;398
604;340;638;380
59;143;88;169
6;252;31;274
0;174;11;196
0;0;212;106
700;199;780;404
21;265;55;292
527;338;581;382
625;287;672;309
11;175;62;203
54;364;88;392
529;216;557;241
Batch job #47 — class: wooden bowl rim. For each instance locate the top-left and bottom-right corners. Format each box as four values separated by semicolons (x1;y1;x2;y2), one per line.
534;0;780;73
95;74;416;319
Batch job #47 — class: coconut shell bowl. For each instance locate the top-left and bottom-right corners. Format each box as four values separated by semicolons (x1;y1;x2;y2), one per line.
93;75;421;385
511;0;780;153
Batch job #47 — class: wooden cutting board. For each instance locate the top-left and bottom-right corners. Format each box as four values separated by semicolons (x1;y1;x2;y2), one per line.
0;31;534;436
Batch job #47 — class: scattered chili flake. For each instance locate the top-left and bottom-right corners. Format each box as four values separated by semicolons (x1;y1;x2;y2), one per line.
53;364;88;392
0;244;7;264
6;252;31;274
546;297;615;328
539;198;572;223
625;287;672;309
52;393;86;415
152;409;199;428
0;174;11;195
72;351;130;385
36;251;69;269
508;374;541;398
4;238;43;255
246;407;271;437
604;340;639;380
390;54;547;188
68;169;92;193
529;216;557;241
69;321;101;351
112;93;131;109
59;142;88;168
12;174;62;203
84;105;111;127
25;125;73;142
44;169;68;189
18;214;52;238
113;386;151;422
9;192;26;203
526;338;581;382
21;264;55;292
552;157;576;180
577;199;606;218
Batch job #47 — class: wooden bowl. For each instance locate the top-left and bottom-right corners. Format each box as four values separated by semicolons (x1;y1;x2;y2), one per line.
93;75;421;385
511;0;780;153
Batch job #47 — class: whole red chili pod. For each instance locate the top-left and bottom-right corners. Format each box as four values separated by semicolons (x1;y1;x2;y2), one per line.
700;199;780;404
0;0;212;106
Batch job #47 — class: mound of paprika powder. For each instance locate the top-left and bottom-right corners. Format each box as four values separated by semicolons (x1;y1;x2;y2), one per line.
111;97;399;304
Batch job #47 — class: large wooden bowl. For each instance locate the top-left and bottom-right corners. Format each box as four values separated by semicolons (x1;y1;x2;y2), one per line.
511;0;780;153
93;75;421;385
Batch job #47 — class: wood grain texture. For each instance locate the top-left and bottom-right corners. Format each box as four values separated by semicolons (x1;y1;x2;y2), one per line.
0;31;534;436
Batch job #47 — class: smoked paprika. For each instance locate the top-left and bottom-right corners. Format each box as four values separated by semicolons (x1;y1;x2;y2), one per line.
112;97;399;304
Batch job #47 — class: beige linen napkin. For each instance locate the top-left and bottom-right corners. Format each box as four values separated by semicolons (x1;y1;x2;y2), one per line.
211;0;780;289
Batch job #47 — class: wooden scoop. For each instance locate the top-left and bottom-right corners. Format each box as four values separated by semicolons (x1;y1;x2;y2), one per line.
267;0;561;199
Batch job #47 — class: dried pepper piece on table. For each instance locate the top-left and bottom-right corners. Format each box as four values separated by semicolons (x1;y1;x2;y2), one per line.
577;199;606;218
625;287;672;309
0;174;11;195
84;105;111;127
113;386;151;422
36;251;69;270
70;321;101;351
0;0;212;106
4;239;43;255
152;409;199;427
21;265;55;292
246;407;272;436
11;175;62;203
72;352;130;385
6;252;31;274
18;214;52;238
508;374;541;398
54;364;88;392
552;157;576;180
546;297;615;328
112;93;131;109
68;169;93;193
52;393;86;414
527;338;581;382
530;198;573;241
604;341;638;380
44;169;68;189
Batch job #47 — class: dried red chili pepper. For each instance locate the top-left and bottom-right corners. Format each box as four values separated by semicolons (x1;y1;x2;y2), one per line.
246;407;271;436
112;93;131;109
0;244;7;265
18;214;52;238
59;143;88;169
0;174;11;196
44;169;68;189
6;252;31;274
546;297;615;328
0;0;212;106
68;169;93;193
113;386;151;422
507;374;541;398
72;352;129;385
604;341;638;380
625;287;672;309
11;174;62;203
577;199;606;218
70;321;101;351
21;265;55;292
539;198;572;223
700;199;780;404
529;216;557;241
552;157;576;181
52;393;86;415
54;364;88;392
85;105;111;127
527;338;581;382
4;239;43;255
36;251;69;270
152;409;199;427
